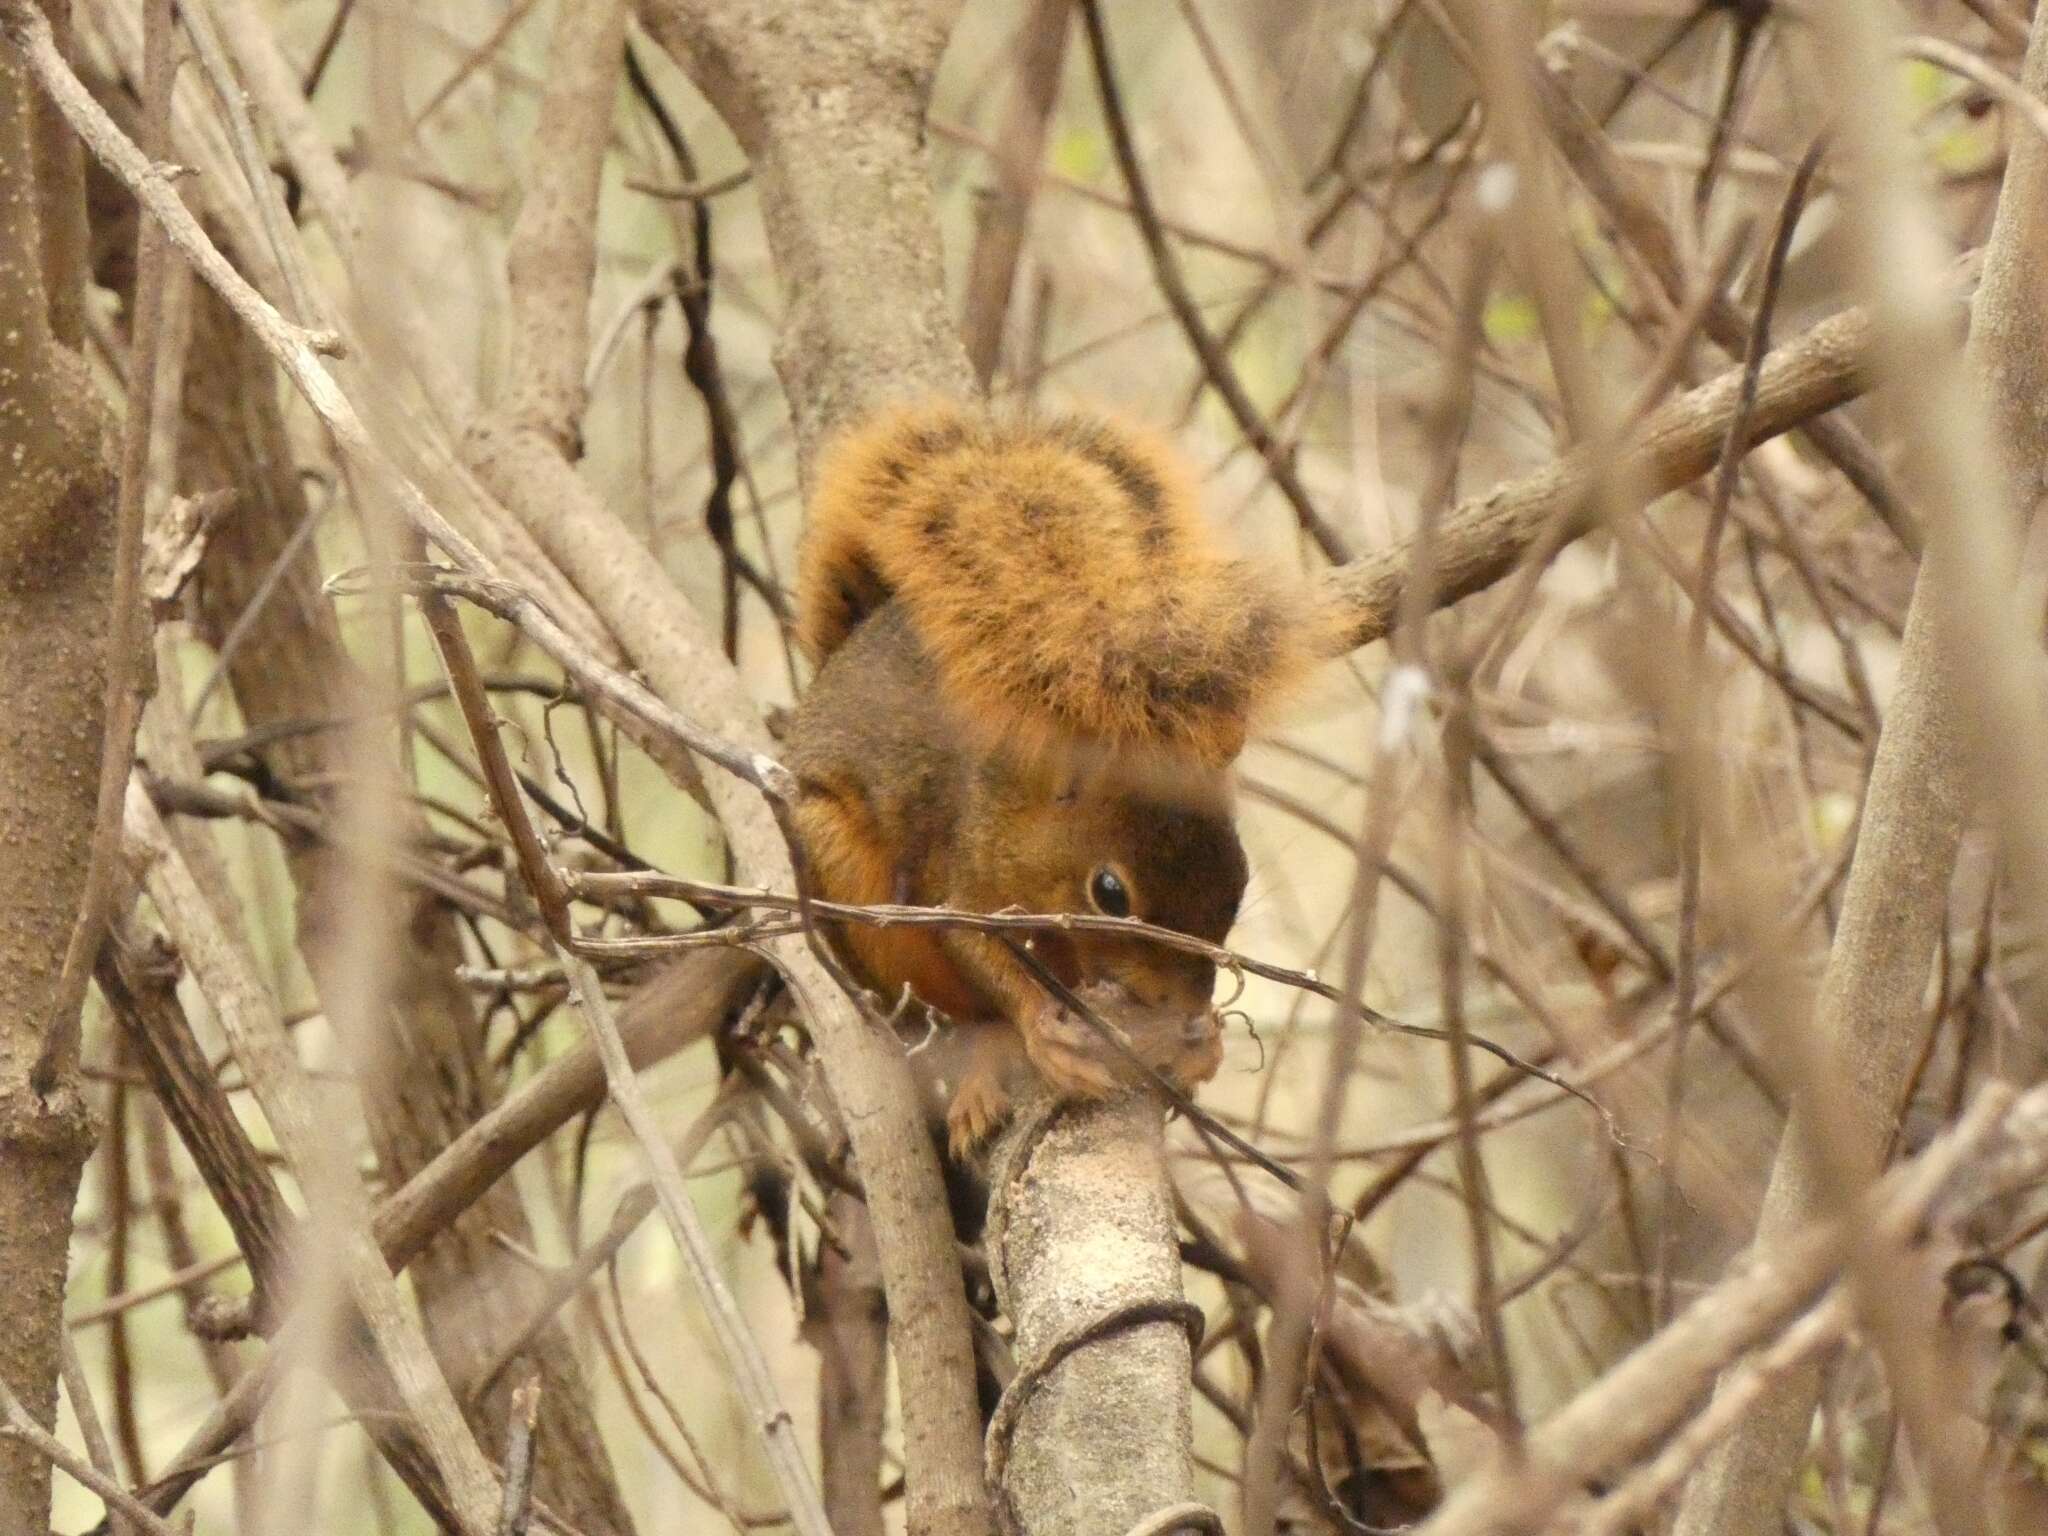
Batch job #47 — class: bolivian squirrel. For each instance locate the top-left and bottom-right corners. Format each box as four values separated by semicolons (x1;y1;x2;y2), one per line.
784;402;1329;1153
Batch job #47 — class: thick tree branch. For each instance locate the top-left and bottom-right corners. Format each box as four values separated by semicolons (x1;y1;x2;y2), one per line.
25;0;86;345
984;1096;1206;1536
31;0;168;1097
959;0;1071;387
1312;292;1926;654
0;30;107;1532
636;0;976;468
504;0;626;452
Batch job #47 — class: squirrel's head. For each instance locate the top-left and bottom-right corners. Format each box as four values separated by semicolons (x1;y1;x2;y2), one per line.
971;755;1249;1022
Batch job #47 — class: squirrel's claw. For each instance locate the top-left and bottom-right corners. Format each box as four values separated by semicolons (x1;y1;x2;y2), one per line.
946;1068;1012;1160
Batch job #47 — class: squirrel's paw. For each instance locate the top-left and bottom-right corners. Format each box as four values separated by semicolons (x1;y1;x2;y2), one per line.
946;1068;1012;1160
1020;1004;1124;1100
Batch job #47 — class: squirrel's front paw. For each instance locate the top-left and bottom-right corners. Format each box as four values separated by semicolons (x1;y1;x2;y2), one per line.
1020;1002;1124;1099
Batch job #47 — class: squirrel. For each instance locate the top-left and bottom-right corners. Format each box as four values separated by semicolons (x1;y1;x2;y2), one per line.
783;401;1328;1154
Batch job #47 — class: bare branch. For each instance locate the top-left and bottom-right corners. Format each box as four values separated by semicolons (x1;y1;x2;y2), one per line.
985;1095;1208;1536
503;0;627;451
422;591;835;1535
960;0;1072;386
1671;4;2048;1530
1418;1082;2046;1536
1313;293;1934;654
123;783;509;1536
0;26;110;1531
636;0;975;464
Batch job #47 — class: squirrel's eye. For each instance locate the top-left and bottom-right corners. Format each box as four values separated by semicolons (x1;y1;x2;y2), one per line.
1088;865;1132;918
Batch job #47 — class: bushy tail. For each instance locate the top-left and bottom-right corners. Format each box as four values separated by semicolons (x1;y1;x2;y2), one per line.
798;401;1319;767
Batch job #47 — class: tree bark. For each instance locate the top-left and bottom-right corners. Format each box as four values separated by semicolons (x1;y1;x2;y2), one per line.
0;32;110;1533
1313;296;1905;655
636;0;977;469
807;1192;890;1536
958;0;1072;387
984;1096;1202;1536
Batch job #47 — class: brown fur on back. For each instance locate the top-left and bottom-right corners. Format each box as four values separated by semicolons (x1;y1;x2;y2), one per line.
797;401;1320;768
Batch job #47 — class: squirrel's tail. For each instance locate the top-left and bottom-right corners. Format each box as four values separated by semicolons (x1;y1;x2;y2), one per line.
798;401;1322;767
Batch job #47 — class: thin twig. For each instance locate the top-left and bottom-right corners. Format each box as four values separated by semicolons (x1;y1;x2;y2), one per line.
566;869;1589;1104
421;591;835;1536
181;0;330;332
1079;0;1352;562
495;1378;541;1536
1415;1082;2038;1536
59;1334;134;1536
0;1377;183;1536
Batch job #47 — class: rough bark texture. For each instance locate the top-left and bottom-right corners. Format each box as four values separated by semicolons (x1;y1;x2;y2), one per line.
179;289;635;1536
985;1095;1200;1535
0;35;108;1533
25;0;84;346
1668;11;2048;1536
635;0;977;469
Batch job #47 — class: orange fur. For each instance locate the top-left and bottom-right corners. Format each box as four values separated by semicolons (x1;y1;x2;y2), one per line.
788;780;984;1020
798;401;1320;769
